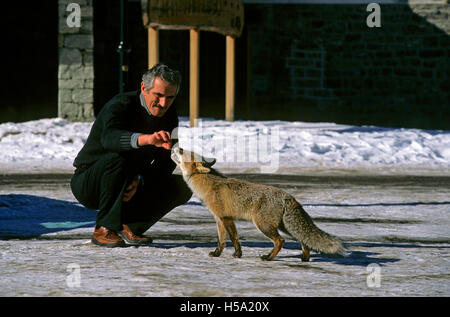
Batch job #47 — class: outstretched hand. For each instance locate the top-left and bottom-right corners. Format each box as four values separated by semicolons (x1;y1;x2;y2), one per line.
151;131;172;150
138;131;172;150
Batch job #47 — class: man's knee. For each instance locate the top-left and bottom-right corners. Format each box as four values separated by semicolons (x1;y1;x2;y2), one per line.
170;175;192;204
72;153;132;207
179;183;193;204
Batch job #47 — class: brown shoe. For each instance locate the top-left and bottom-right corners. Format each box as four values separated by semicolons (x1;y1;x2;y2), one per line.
92;226;126;248
118;224;153;246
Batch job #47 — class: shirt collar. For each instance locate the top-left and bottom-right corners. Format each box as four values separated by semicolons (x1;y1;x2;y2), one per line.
140;93;153;118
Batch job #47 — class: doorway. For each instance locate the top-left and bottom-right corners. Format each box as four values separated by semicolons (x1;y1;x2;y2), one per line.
1;1;58;123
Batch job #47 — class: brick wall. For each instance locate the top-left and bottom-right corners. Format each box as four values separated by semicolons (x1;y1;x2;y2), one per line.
246;1;450;129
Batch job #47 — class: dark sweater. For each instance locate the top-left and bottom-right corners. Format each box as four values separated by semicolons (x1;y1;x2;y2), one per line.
73;90;178;176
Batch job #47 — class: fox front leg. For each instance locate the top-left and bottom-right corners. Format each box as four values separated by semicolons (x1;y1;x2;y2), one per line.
209;216;226;257
222;217;242;258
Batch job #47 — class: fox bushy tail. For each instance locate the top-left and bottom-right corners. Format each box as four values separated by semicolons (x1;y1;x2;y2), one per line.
282;201;347;256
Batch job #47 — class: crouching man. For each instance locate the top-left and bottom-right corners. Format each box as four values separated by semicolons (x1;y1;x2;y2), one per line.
71;64;192;247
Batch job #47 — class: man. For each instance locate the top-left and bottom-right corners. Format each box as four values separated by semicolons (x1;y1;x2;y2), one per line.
71;64;192;247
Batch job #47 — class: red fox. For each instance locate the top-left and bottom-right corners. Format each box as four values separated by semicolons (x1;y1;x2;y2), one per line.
171;147;346;261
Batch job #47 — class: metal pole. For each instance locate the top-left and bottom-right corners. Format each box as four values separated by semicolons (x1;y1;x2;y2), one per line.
117;0;130;93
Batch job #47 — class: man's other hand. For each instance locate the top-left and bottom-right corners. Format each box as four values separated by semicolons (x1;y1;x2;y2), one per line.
122;176;140;202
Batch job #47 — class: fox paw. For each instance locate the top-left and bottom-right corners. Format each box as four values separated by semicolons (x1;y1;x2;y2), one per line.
209;249;222;257
301;254;310;262
232;250;242;258
260;254;273;261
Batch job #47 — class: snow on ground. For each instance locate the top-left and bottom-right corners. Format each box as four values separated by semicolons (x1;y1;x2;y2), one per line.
0;117;449;175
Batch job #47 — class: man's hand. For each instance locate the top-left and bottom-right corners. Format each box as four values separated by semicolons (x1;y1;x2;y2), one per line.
122;176;140;202
152;131;172;150
137;131;172;150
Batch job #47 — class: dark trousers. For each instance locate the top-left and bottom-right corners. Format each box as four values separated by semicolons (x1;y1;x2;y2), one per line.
70;153;192;235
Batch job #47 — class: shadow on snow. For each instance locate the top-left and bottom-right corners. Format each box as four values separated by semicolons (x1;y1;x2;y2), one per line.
149;241;404;267
0;194;96;238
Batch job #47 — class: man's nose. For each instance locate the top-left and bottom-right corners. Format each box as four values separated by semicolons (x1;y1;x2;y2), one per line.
159;97;167;108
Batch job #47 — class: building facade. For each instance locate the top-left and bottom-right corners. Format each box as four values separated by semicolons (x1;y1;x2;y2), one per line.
57;0;450;129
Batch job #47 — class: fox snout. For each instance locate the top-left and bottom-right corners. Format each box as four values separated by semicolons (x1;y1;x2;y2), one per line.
171;147;216;168
171;146;183;165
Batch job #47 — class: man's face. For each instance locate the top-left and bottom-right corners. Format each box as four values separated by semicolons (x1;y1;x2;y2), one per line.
141;77;177;117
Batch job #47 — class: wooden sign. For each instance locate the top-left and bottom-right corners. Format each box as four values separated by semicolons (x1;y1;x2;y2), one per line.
141;0;244;37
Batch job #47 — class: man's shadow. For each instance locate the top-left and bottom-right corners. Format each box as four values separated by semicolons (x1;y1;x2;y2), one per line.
0;194;96;238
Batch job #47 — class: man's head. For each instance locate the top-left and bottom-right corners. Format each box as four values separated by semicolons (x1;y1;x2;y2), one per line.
141;64;181;117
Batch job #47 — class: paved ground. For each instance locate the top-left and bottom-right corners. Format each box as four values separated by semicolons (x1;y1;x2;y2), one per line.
0;172;449;297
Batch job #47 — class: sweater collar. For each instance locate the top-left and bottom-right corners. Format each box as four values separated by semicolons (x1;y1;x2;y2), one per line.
139;93;153;118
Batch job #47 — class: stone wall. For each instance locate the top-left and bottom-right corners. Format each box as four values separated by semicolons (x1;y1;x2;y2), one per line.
246;1;450;129
58;0;94;121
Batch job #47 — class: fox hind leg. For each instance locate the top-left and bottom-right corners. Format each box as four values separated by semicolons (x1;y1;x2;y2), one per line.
222;217;242;258
301;244;310;262
254;221;284;261
279;220;310;261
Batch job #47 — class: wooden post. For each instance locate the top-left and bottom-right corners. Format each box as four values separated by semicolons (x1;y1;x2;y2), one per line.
190;29;200;127
226;35;235;122
148;27;159;68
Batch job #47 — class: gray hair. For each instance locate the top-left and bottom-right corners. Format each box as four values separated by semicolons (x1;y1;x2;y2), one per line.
142;63;181;95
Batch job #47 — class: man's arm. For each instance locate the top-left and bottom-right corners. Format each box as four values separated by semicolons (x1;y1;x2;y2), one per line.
100;97;137;152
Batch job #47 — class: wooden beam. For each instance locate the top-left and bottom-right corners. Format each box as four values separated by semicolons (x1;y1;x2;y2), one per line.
148;27;159;68
226;35;235;122
142;0;244;38
190;29;200;127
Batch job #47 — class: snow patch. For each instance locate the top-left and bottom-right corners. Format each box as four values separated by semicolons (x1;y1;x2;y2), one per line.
0;117;449;174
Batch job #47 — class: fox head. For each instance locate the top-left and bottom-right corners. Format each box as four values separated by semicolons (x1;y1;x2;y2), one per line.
171;146;216;177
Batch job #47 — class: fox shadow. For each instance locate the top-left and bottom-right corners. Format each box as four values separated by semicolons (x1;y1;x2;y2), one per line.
279;241;450;267
243;241;401;267
0;194;96;238
149;240;402;267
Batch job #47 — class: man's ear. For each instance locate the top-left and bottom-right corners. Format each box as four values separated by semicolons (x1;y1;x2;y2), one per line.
140;81;146;94
195;162;211;174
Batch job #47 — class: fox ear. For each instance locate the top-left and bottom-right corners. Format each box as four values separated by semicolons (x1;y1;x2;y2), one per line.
195;162;211;174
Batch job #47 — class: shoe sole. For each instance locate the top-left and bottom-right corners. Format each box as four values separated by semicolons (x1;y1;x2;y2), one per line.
91;237;126;248
117;232;152;246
